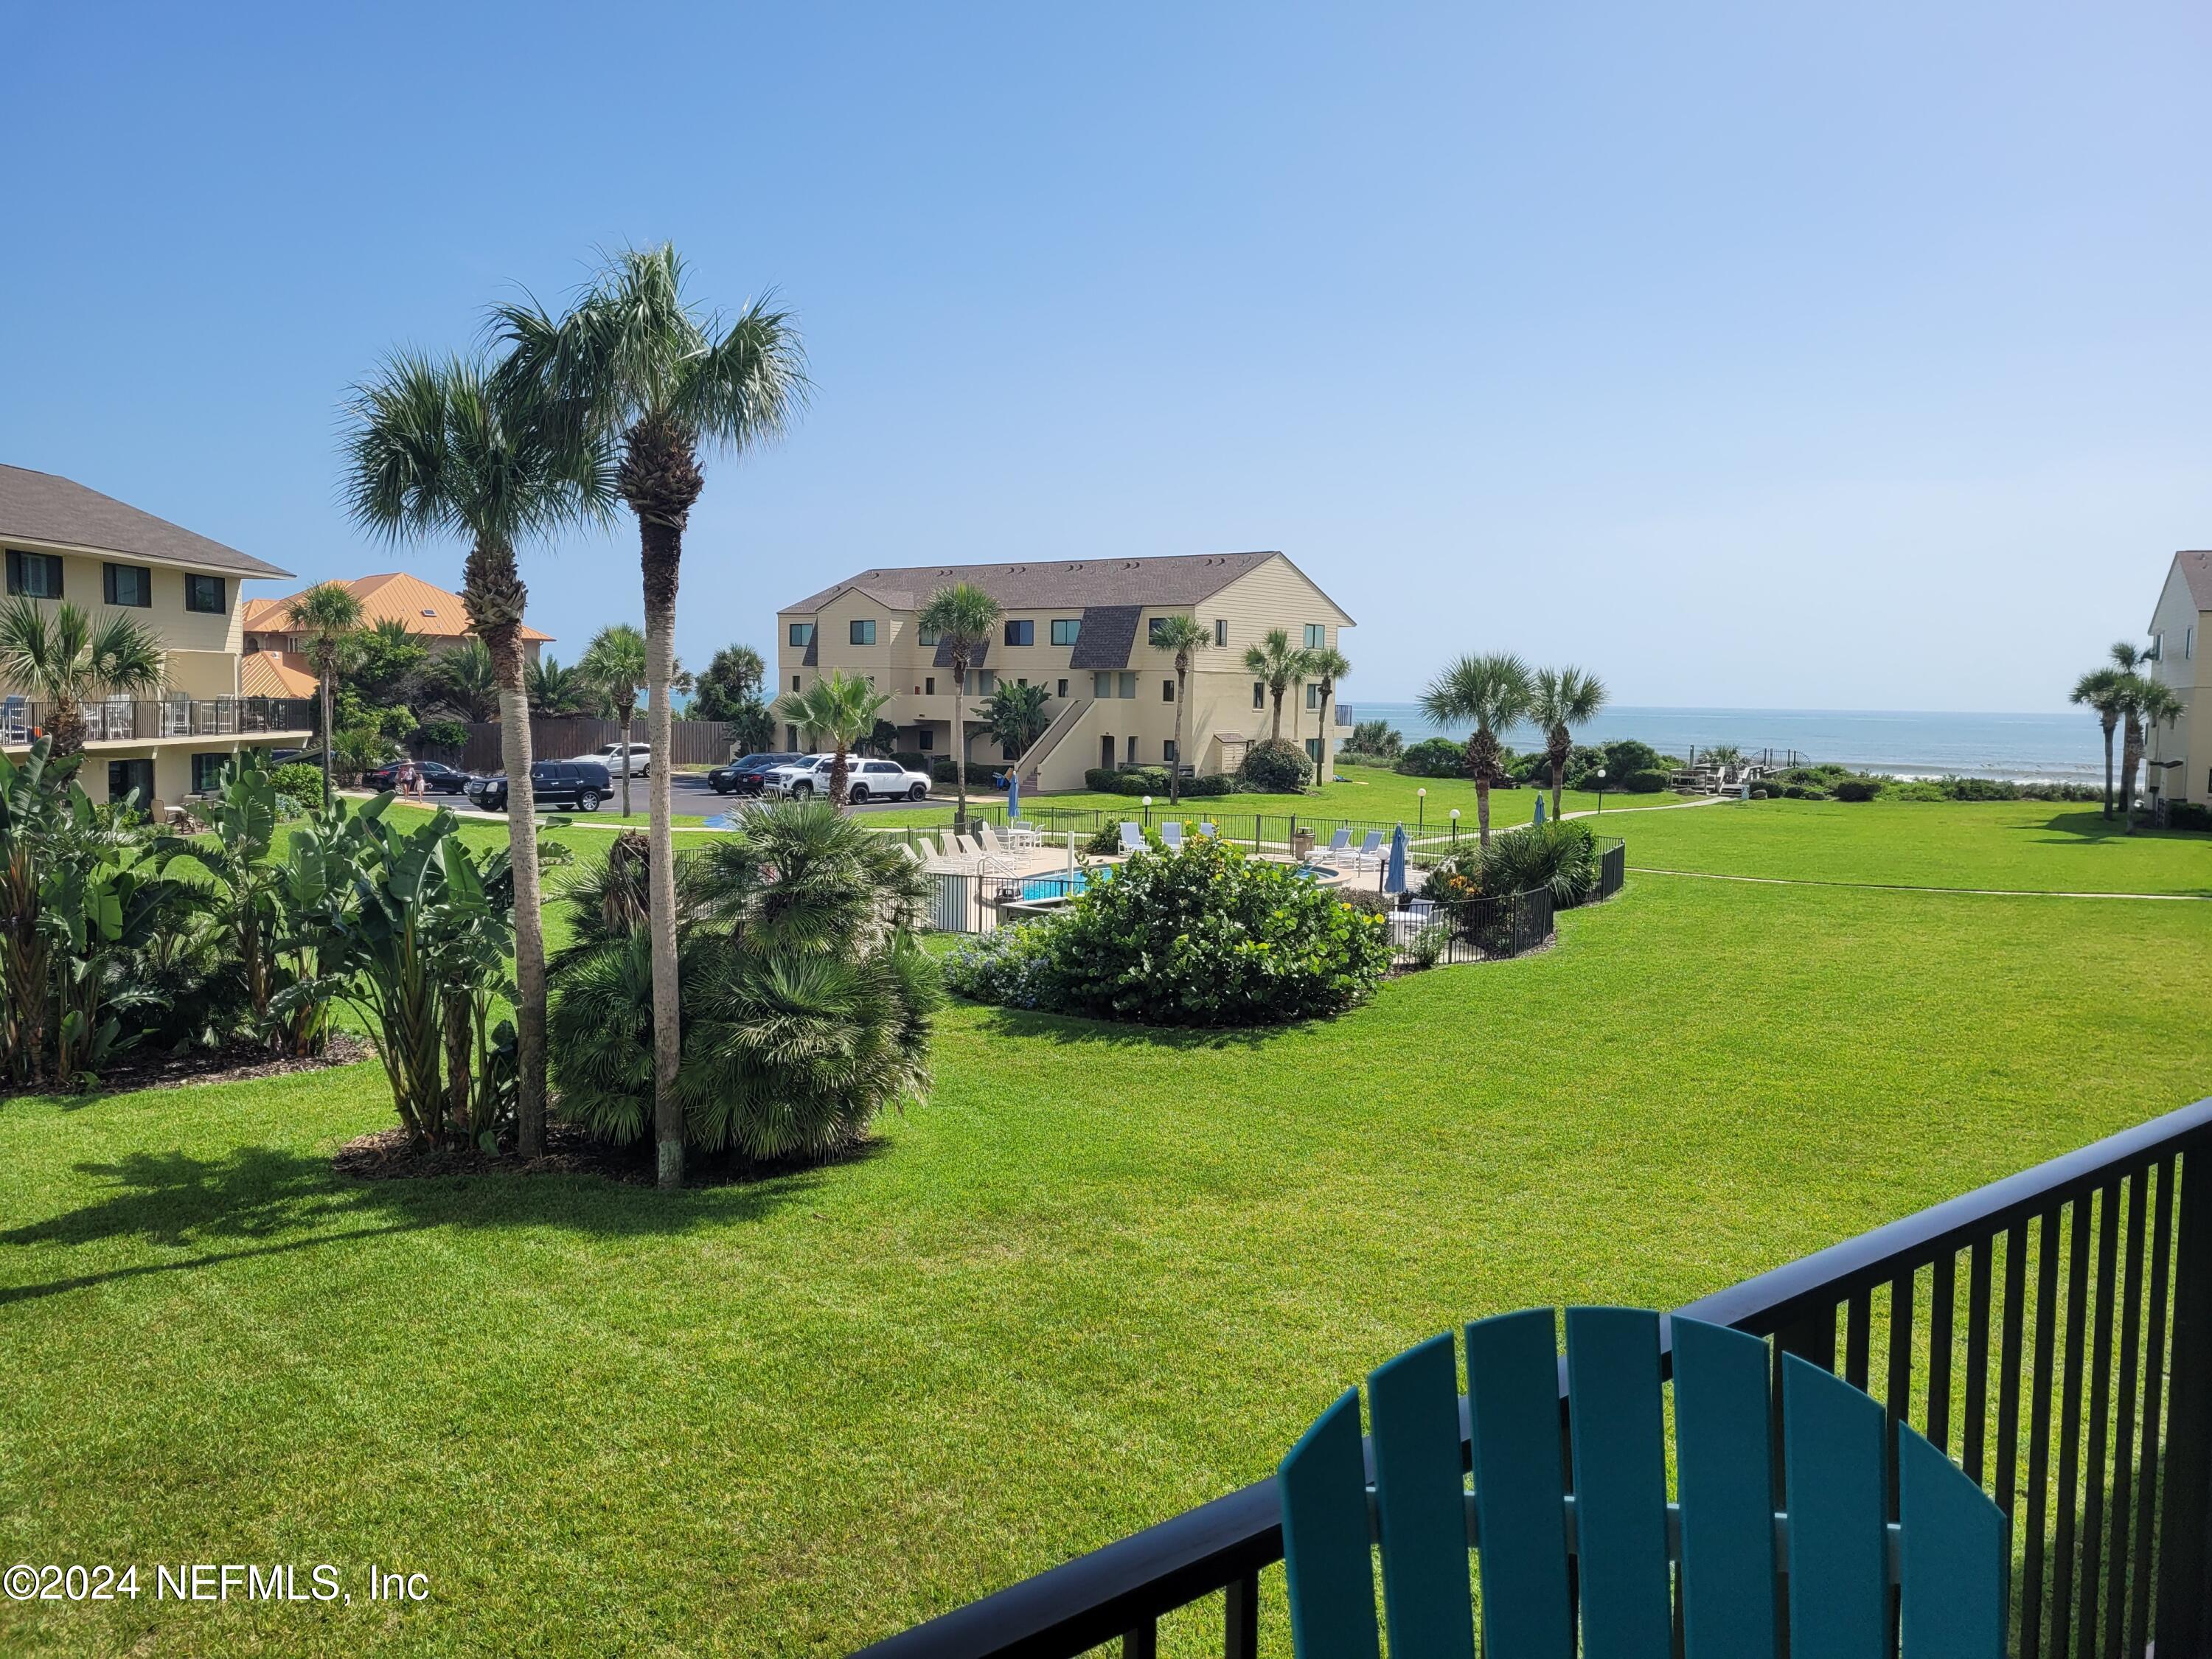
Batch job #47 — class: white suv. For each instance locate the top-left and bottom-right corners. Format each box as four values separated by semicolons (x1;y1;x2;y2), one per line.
765;755;932;802
569;742;651;777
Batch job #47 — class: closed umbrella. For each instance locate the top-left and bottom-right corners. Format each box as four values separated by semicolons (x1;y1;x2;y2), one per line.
1005;770;1020;824
1532;794;1545;826
1382;823;1408;897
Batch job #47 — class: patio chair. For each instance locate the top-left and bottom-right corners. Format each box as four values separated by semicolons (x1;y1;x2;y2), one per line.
1119;821;1146;855
0;696;27;743
974;822;1018;874
1278;1307;2006;1659
1197;821;1217;839
1346;830;1385;873
1314;827;1352;866
1159;821;1183;849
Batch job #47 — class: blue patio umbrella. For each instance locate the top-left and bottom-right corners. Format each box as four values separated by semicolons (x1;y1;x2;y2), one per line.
1382;823;1408;896
1532;794;1545;826
1005;770;1020;823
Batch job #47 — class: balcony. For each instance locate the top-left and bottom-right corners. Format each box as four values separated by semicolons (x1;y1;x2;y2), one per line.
1334;702;1353;727
0;696;317;745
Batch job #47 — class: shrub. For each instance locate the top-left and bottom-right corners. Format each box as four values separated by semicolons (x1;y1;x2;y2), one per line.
270;761;326;805
1175;773;1239;797
949;835;1388;1026
1602;739;1663;778
891;750;930;773
1235;738;1309;793
549;800;939;1160
930;758;999;787
1340;887;1394;916
1084;766;1171;796
1832;776;1884;801
1402;923;1450;970
2168;801;2212;832
1347;720;1402;759
1084;821;1126;855
1419;845;1485;904
1481;820;1599;907
1394;738;1468;779
940;923;1059;1010
1621;768;1669;793
415;719;467;753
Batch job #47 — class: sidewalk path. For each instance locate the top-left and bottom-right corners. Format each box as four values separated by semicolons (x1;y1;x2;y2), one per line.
1630;866;2212;902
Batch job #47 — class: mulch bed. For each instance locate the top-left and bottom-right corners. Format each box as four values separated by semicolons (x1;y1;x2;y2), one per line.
0;1032;372;1102
332;1121;880;1188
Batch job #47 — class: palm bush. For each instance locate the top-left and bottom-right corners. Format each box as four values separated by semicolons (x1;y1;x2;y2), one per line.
548;799;939;1163
1478;820;1599;907
0;598;166;757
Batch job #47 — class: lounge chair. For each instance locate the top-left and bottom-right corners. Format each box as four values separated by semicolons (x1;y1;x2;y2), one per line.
1119;821;1146;855
1159;821;1183;849
1346;830;1385;873
1196;821;1217;839
1314;827;1353;866
974;822;1018;874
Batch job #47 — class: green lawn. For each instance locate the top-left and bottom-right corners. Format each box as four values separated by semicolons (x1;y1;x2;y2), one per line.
4;802;2208;1655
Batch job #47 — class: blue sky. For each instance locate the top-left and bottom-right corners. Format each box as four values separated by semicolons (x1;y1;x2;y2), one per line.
4;1;2206;709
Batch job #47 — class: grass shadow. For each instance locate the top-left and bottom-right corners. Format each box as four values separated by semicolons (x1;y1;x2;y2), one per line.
968;1003;1315;1051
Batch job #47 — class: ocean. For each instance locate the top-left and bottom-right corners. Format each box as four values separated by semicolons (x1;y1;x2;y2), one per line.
1343;704;2108;784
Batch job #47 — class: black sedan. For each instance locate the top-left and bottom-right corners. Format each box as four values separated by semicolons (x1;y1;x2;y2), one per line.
365;759;473;794
707;752;804;795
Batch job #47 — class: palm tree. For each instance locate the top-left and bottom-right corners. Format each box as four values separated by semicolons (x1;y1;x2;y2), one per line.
777;671;891;805
0;599;167;758
1307;646;1350;783
1242;628;1312;742
1526;665;1608;821
979;680;1053;770
1149;615;1211;803
494;245;807;1192
580;624;650;817
2132;678;2185;832
526;655;591;717
2069;665;2127;818
343;349;615;1163
289;582;366;805
426;638;501;722
1421;652;1533;846
917;582;1003;832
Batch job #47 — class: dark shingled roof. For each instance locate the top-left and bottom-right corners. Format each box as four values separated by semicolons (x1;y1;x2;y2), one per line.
2172;550;2212;613
0;465;292;579
785;552;1282;615
1067;605;1141;669
931;638;988;669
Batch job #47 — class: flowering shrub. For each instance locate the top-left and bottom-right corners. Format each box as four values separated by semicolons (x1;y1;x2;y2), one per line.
945;835;1389;1026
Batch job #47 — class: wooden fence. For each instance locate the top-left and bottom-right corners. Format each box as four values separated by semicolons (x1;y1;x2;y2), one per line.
443;717;735;773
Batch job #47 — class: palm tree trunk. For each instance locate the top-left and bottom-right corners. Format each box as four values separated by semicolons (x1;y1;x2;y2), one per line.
492;664;548;1158
952;669;969;831
620;716;633;818
1548;729;1568;821
831;744;849;807
1169;666;1186;804
1477;778;1492;846
641;526;685;1190
49;697;85;759
2101;717;2117;819
1270;689;1284;740
319;672;334;805
2121;720;2143;835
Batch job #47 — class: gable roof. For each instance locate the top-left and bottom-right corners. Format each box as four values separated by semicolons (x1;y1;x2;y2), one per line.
246;571;553;643
0;464;292;579
239;651;320;699
784;552;1288;616
2170;550;2212;614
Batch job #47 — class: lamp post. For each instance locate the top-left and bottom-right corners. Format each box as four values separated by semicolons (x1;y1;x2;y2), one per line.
1595;767;1607;814
1417;786;1426;835
1449;807;1460;845
1142;793;1153;828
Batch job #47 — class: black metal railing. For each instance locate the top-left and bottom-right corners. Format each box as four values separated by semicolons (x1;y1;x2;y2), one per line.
0;696;316;744
852;1097;2212;1659
1379;888;1556;962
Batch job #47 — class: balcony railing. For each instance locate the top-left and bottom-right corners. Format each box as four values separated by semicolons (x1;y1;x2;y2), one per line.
1333;703;1352;727
0;696;316;745
853;1096;2212;1659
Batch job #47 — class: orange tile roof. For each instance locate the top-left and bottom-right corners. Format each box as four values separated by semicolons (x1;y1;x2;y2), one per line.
246;571;553;643
239;650;320;698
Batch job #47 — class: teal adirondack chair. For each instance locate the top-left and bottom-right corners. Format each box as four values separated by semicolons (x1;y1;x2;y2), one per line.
1279;1307;2008;1659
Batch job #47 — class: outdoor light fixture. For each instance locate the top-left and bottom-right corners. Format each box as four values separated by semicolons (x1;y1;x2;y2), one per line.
1417;785;1427;833
1596;766;1607;814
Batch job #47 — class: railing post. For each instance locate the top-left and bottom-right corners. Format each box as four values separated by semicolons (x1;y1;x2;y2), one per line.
2156;1143;2212;1652
1223;1571;1259;1659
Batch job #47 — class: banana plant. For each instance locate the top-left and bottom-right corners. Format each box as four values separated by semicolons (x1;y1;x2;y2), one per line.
156;753;291;1046
0;739;75;1083
46;824;182;1085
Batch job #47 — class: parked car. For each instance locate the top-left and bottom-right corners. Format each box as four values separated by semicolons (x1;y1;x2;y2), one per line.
467;759;612;813
364;758;472;794
566;742;652;777
764;754;932;802
706;751;804;795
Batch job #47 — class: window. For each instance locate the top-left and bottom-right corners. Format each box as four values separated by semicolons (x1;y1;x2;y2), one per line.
849;619;876;646
1004;619;1034;647
1304;624;1326;650
1125;735;1139;762
103;563;152;607
1119;672;1137;699
1056;678;1068;698
917;727;933;749
1093;672;1113;699
918;626;942;647
1305;737;1323;769
788;622;814;647
1214;619;1227;647
6;549;63;598
787;724;800;750
965;669;995;695
1051;619;1080;646
108;758;153;805
1148;616;1173;647
791;675;801;692
2189;625;2197;661
1307;684;1321;709
866;761;899;775
184;573;226;613
191;753;230;793
1001;742;1017;760
1163;740;1178;765
925;675;936;695
1163;679;1176;702
1252;681;1265;709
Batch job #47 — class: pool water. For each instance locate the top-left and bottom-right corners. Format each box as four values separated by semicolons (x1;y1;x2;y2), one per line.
1019;872;1094;901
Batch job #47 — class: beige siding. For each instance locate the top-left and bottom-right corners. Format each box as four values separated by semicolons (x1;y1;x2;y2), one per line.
2147;564;2206;801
